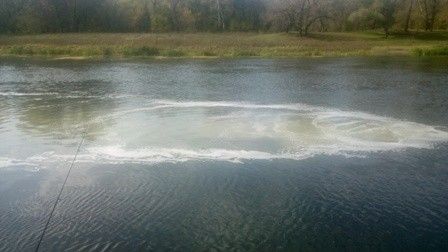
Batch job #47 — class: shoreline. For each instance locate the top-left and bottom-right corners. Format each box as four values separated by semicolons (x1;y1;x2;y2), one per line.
0;32;447;59
1;53;447;61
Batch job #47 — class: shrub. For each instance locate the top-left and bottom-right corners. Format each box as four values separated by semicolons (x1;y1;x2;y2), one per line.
102;48;113;57
122;46;159;56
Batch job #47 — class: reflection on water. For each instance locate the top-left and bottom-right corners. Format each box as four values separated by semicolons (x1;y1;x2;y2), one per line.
16;92;117;140
1;58;448;251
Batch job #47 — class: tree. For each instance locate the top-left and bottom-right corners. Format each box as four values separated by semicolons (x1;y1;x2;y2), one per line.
0;0;447;34
133;0;151;32
374;0;399;36
419;0;441;31
293;0;330;36
169;0;180;31
267;0;330;35
348;8;384;30
0;0;28;33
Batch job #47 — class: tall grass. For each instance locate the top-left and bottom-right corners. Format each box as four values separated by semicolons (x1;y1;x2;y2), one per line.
161;49;185;57
0;32;447;58
9;46;35;55
122;46;159;56
414;47;448;56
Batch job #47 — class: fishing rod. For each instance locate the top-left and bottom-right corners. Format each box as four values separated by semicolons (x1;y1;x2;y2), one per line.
35;132;86;252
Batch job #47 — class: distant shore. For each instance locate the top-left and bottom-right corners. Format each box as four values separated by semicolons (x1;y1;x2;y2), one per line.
0;32;447;59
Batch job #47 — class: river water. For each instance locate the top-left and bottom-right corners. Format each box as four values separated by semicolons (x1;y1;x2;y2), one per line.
1;57;448;251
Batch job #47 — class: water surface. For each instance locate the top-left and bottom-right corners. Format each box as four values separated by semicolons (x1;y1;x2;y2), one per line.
1;57;448;251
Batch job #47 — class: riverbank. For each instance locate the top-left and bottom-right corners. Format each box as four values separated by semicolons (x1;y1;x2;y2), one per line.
0;32;447;59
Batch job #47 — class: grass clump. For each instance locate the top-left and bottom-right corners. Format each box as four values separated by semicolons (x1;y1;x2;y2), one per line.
414;46;448;56
202;51;217;56
102;47;113;57
122;46;159;57
41;47;73;55
162;49;185;57
81;47;101;56
9;46;34;55
233;50;258;57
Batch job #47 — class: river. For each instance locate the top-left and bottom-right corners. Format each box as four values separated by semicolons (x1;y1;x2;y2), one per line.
1;57;448;251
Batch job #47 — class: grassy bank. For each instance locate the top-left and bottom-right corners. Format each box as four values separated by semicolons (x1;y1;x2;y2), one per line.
0;32;447;59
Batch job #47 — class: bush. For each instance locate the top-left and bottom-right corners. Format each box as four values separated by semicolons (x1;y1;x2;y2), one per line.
42;48;65;55
82;48;101;56
122;46;159;56
102;48;113;57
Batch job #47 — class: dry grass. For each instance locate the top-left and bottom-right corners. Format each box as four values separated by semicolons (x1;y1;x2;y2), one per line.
0;32;447;58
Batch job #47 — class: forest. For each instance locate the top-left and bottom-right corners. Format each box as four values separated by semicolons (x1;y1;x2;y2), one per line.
1;0;447;36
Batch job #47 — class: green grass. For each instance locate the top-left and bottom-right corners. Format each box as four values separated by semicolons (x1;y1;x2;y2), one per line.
122;46;159;57
161;49;185;57
0;31;447;59
413;46;448;56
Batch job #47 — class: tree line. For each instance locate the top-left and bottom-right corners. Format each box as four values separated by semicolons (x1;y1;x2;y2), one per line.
1;0;447;35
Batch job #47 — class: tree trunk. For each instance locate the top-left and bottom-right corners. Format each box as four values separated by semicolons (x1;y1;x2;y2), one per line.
404;0;413;33
296;0;307;37
421;0;439;31
422;0;431;30
429;0;438;31
72;0;79;32
170;0;180;31
216;0;225;31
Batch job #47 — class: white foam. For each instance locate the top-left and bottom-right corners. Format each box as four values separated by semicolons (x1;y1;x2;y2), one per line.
0;92;136;99
2;100;448;168
75;100;324;128
152;99;322;112
311;111;448;150
0;157;35;168
0;92;59;97
80;99;438;129
0;146;322;168
82;146;287;164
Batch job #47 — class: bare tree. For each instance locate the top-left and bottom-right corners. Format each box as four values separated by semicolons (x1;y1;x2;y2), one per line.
294;0;330;36
419;0;440;31
169;0;180;31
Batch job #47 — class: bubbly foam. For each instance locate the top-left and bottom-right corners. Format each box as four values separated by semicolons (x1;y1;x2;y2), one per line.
86;146;302;164
75;100;324;127
2;100;448;168
0;92;135;99
0;92;59;97
0;157;35;169
0;146;358;169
